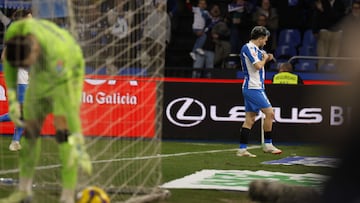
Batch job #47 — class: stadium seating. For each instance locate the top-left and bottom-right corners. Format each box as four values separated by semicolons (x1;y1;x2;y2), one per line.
275;45;298;59
298;45;317;56
302;29;317;47
85;66;147;76
318;63;337;72
118;67;147;76
268;59;287;71
95;67;107;75
294;61;317;72
277;29;302;47
85;66;95;74
223;54;241;69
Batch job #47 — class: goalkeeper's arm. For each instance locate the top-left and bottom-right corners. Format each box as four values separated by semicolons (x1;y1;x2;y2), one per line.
3;56;24;126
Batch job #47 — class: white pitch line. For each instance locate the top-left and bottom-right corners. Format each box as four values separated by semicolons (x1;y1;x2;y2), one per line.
92;145;261;163
158;145;261;159
0;145;261;175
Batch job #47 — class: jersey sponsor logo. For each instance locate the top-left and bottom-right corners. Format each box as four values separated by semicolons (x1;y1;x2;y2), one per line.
56;60;63;73
166;97;347;127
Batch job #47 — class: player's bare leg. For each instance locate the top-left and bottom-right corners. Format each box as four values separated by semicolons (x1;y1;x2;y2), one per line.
261;107;282;154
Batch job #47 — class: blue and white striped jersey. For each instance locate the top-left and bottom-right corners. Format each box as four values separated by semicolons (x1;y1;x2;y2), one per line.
240;41;265;90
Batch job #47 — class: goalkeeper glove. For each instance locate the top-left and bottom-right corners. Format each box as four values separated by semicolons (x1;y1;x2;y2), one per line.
7;90;24;127
68;133;92;175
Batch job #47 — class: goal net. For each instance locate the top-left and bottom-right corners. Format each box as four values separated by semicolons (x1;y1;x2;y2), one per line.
0;0;168;202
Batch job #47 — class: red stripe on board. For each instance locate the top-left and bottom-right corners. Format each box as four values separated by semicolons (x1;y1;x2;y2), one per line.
302;80;349;85
85;75;350;86
163;77;349;85
163;77;244;83
2;72;346;85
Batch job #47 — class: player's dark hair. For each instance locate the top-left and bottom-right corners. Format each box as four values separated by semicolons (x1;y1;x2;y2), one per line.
5;36;32;67
250;26;270;40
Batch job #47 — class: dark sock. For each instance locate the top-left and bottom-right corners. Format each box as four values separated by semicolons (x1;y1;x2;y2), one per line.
239;127;251;148
264;131;272;144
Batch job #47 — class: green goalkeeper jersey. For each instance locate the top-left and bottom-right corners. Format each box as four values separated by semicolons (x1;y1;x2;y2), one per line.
1;19;89;192
3;18;84;93
3;18;85;132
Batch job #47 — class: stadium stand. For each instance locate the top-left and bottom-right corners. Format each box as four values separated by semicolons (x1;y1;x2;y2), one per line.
223;54;241;69
118;67;147;76
269;59;287;71
318;63;337;72
0;0;350;79
164;1;194;68
85;66;95;74
94;67;107;75
277;28;302;47
294;60;317;72
298;45;317;56
302;29;317;47
275;44;298;59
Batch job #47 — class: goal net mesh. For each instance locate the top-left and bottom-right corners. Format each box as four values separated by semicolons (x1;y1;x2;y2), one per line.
0;0;167;202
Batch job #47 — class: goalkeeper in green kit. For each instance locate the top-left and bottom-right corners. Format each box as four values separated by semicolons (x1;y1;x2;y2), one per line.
1;18;92;203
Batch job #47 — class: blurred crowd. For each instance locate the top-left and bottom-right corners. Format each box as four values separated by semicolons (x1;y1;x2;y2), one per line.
0;0;359;75
182;0;360;73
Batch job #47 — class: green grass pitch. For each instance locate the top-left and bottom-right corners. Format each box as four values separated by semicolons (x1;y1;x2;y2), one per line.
0;136;333;203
